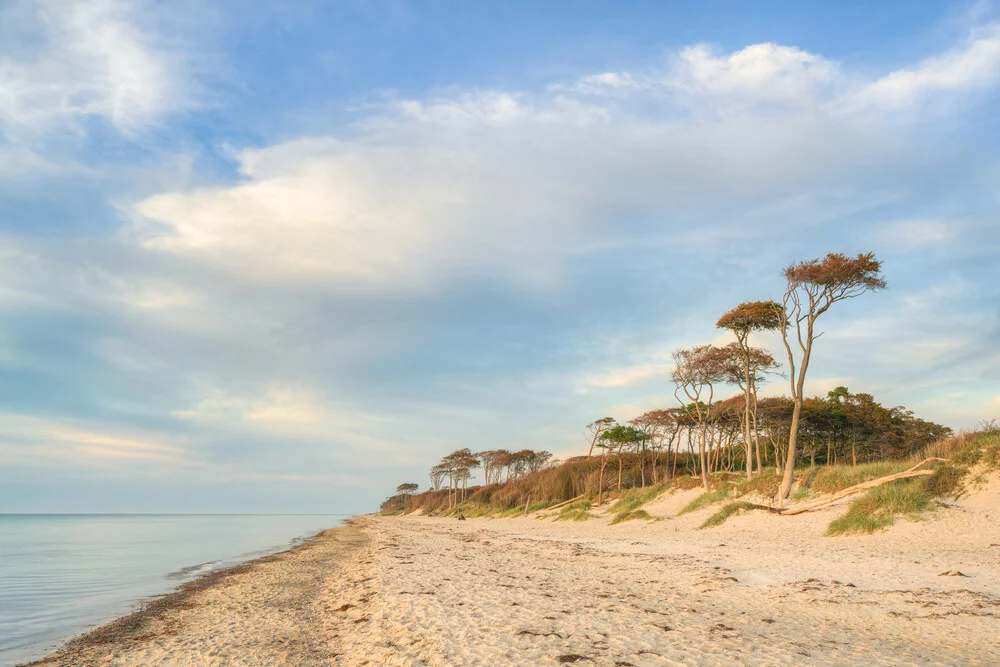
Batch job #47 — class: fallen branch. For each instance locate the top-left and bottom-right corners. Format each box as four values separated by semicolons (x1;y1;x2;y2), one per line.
545;495;585;512
748;458;950;516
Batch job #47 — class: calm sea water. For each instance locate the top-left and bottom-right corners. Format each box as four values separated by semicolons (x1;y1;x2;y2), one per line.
0;514;347;666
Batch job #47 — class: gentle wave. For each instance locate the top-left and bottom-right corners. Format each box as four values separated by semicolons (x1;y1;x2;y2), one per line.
0;514;346;665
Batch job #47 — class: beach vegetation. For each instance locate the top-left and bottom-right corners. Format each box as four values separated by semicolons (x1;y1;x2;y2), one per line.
609;508;653;525
678;488;731;515
700;501;755;528
826;480;931;535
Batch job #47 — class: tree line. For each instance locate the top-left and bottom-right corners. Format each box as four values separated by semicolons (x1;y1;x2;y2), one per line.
386;252;951;509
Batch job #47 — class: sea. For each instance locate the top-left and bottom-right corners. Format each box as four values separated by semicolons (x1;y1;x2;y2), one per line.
0;514;347;666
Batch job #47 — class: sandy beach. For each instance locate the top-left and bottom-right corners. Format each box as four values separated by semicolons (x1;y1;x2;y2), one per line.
25;476;1000;666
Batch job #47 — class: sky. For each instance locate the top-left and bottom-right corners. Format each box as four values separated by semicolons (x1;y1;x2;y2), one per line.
1;0;998;514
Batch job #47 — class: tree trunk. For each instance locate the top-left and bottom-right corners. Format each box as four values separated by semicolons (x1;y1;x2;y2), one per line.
778;396;802;507
699;423;710;490
617;452;623;491
597;451;607;505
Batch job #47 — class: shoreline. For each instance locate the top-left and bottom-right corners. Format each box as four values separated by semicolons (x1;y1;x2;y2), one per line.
20;518;373;667
17;479;1000;665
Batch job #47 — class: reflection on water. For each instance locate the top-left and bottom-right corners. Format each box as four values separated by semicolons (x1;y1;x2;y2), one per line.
0;514;345;665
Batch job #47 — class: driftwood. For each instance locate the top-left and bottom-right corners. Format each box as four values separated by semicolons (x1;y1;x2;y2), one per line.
544;495;586;512
749;458;949;516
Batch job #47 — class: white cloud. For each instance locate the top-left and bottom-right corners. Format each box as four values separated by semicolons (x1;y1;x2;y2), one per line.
584;363;673;389
0;412;196;469
672;42;837;103
0;0;190;135
120;22;1000;295
848;23;1000;111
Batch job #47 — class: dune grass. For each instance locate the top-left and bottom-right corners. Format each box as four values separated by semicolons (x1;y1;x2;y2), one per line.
700;501;754;529
609;509;654;525
608;483;670;515
678;488;731;515
810;461;912;495
553;500;596;522
826;480;932;535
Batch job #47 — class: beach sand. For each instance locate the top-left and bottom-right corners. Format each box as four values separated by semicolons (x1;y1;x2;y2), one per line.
25;476;1000;666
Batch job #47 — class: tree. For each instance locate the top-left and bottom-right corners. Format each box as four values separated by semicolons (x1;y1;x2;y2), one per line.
395;482;419;496
437;448;480;508
430;464;447;491
672;344;729;490
585;417;616;458
777;252;886;504
717;301;784;480
476;449;510;485
595;424;646;503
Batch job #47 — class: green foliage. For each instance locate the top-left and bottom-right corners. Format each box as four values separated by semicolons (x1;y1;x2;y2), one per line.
678;488;731;515
700;501;754;529
609;509;653;525
826;480;931;536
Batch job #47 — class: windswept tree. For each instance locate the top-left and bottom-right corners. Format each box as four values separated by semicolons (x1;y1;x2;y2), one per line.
596;424;647;503
438;448;481;508
586;417;616;458
777;252;886;504
395;482;419;496
476;449;510;485
524;450;553;474
430;464;447;491
717;301;784;480
672;344;729;490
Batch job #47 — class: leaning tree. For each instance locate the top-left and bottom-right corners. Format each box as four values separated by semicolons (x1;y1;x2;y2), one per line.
777;252;886;504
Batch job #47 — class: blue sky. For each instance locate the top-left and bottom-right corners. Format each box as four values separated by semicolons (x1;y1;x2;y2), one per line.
1;0;998;513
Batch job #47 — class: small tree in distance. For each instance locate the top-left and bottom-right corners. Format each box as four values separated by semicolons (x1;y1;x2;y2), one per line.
672;344;729;490
395;482;419;496
777;252;886;505
586;417;616;458
717;300;783;480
